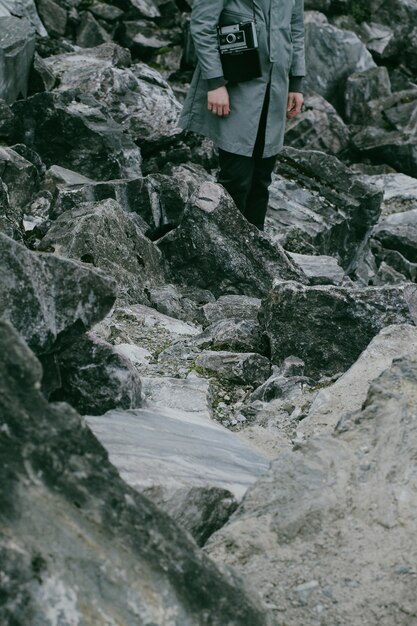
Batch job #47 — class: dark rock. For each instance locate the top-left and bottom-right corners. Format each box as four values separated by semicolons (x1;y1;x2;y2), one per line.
76;10;112;47
0;231;116;356
0;98;15;140
12;91;142;180
195;350;271;387
89;2;124;22
119;19;173;59
195;319;268;355
0;16;36;104
43;46;181;148
38;198;165;304
260;280;417;378
0;179;22;240
51;332;142;415
344;66;392;125
352;126;417;178
0;318;274;626
203;295;262;324
371;241;417;283
143;485;238;547
304;11;375;110
116;0;160;19
285;94;350;155
158;181;306;299
360;21;398;59
37;0;67;36
28;51;57;94
281;355;306;377
268;148;383;274
147;283;215;324
0;146;39;211
372;209;417;264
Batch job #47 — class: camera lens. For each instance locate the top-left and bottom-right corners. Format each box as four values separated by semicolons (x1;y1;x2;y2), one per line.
226;33;236;43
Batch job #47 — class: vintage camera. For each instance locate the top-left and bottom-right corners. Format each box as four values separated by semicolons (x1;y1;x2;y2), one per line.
218;21;258;55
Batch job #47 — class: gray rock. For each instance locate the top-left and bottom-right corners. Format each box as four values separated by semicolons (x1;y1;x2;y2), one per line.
299;323;417;438
43;164;94;193
43;46;182;147
344;66;392;125
120;20;172;58
203;295;262;325
146;283;215;324
86;404;270;500
0;319;273;626
0;232;116;357
366;89;417;133
287;252;346;285
158;181;305;299
76;10;111;47
0;146;38;212
141;374;210;413
260;280;417;378
52;332;142;415
124;0;160;19
207;353;417;626
358;172;417;217
89;1;124;22
37;0;67;36
143;485;238;547
304;11;376;109
0;98;14;140
268;148;383;273
372;209;417;264
285;93;350;155
195;318;268;355
195;351;271;387
352;126;417;179
0;0;47;35
12;91;142;180
360;21;398;59
0;16;36;104
250;374;311;403
38;198;165;305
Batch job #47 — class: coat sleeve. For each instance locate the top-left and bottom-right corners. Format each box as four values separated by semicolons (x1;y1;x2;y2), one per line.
190;0;226;80
290;0;306;77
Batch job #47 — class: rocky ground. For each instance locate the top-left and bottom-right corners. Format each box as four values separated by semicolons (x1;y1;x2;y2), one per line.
1;0;417;624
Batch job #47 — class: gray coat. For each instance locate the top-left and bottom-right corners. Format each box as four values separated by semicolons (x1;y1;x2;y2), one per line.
178;0;305;158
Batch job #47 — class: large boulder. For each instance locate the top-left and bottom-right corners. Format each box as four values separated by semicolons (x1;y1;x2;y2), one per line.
158;181;306;299
0;146;39;212
285;94;350;156
42;45;182;148
0;16;36;104
0;0;47;35
259;280;417;378
352;126;417;178
344;66;392;125
0;319;274;626
267;147;383;274
11;91;142;180
51;332;143;415
299;323;417;438
304;11;376;110
38;198;166;304
0;232;116;357
206;352;417;626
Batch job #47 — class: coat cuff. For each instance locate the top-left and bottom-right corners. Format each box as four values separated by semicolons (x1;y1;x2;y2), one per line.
207;76;228;91
288;75;305;93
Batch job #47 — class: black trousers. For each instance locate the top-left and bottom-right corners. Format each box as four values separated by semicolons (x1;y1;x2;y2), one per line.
217;84;277;231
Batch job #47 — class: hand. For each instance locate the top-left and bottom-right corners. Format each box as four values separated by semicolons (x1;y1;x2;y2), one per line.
287;91;304;119
208;86;230;117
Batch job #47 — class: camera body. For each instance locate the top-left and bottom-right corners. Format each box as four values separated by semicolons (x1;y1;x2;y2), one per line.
218;20;258;55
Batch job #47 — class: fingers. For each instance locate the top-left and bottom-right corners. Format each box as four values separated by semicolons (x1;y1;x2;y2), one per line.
287;92;304;118
208;103;230;117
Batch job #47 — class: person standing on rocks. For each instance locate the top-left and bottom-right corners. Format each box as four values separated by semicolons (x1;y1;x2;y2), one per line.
178;0;305;231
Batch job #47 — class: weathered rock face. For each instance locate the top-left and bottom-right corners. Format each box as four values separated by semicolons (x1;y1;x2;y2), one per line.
51;332;143;415
202;295;262;325
42;44;182;148
38;198;166;304
304;11;375;110
267;148;383;274
260;280;417;378
0;16;36;104
158;181;306;299
12;91;142;180
0;319;274;626
344;66;392;124
195;319;268;355
372;209;417;264
0;232;116;356
299;323;417;438
206;352;417;626
0;0;47;36
195;351;271;387
285;94;350;156
0;146;39;212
